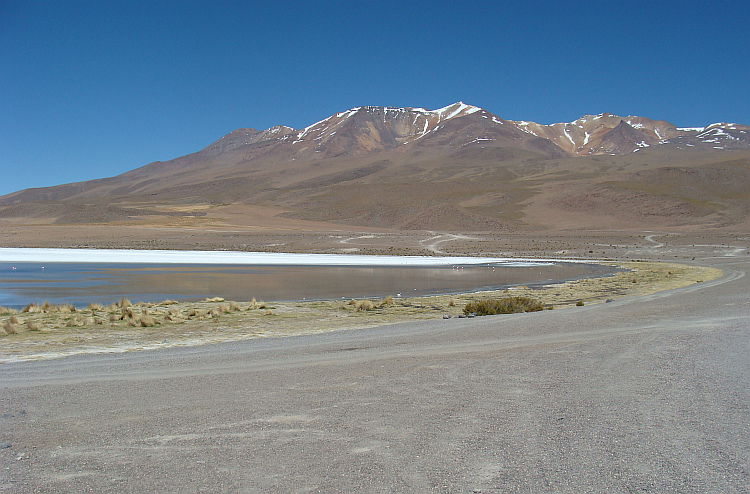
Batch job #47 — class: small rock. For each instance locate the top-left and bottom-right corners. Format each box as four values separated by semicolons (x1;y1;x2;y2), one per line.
605;298;614;303
457;314;466;318
442;314;451;319
467;312;477;318
0;442;11;449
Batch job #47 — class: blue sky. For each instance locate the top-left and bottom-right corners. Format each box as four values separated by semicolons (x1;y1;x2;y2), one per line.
1;0;749;196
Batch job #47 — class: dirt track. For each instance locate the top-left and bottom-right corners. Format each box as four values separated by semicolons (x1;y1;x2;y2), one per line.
1;239;749;492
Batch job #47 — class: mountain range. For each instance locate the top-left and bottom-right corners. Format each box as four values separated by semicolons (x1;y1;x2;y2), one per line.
2;103;749;232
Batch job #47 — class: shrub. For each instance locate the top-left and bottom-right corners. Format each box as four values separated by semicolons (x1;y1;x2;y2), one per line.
26;320;41;331
576;300;585;306
356;300;373;311
118;298;132;309
22;303;40;313
463;297;544;316
379;296;394;307
87;302;105;311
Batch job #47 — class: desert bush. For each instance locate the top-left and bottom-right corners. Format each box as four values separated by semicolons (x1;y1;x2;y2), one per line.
576;300;585;306
229;301;240;311
218;303;230;314
263;309;274;316
41;300;53;312
26;320;41;331
463;297;544;316
9;315;20;325
118;298;132;309
379;295;394;307
0;306;18;315
22;303;40;313
356;300;373;311
448;299;456;307
109;313;119;323
87;302;105;311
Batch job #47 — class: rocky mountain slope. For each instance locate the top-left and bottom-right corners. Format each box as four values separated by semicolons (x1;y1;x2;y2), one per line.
1;103;749;232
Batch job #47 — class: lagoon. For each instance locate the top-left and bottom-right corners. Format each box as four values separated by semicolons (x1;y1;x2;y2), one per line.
0;248;615;308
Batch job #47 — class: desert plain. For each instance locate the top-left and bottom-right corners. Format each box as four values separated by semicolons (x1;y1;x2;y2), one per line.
0;217;748;493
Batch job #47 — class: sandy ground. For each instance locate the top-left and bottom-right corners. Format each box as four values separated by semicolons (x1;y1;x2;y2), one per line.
1;231;749;492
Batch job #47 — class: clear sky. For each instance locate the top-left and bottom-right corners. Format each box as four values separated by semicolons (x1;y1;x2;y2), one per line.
2;0;749;196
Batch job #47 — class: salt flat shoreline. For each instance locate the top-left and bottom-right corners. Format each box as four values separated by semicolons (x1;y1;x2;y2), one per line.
0;247;557;266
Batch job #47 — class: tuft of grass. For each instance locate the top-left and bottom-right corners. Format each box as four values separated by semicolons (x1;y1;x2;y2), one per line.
0;306;18;315
448;299;456;307
379;295;394;307
463;297;544;316
118;298;132;309
22;303;41;313
3;321;17;335
87;302;105;312
26;320;41;331
356;300;373;311
9;315;20;325
229;301;241;311
576;300;585;306
138;314;156;327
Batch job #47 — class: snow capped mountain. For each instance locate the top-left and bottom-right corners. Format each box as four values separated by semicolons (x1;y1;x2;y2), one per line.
198;104;749;161
510;113;749;155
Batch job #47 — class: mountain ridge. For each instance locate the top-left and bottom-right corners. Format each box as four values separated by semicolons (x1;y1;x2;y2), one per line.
1;103;749;233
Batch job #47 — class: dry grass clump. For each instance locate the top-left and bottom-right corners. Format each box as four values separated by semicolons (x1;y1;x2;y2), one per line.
356;300;373;311
87;302;105;311
204;297;224;303
0;306;18;315
379;295;394;307
3;320;17;335
117;298;132;309
138;314;156;327
9;315;20;325
26;320;41;331
22;303;41;313
229;301;241;311
66;315;85;327
463;297;544;316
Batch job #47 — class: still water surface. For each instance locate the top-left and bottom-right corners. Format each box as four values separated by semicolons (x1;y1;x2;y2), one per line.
0;261;616;309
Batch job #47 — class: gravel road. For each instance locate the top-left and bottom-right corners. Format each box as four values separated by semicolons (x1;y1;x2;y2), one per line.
1;249;749;493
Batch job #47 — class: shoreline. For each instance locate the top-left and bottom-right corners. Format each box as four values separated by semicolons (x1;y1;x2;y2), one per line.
0;260;723;363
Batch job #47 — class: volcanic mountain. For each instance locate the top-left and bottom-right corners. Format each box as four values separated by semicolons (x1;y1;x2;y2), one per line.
2;103;749;232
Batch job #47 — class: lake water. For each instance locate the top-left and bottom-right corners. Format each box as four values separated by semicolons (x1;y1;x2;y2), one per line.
0;258;616;309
